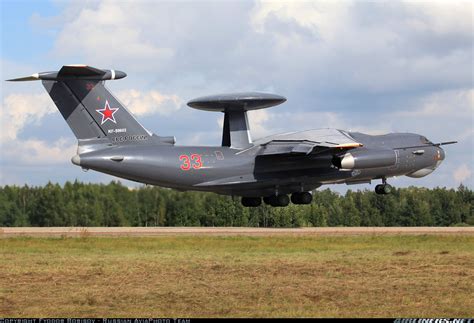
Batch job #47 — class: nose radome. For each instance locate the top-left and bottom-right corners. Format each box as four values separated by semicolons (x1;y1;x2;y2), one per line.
434;147;445;168
438;147;445;160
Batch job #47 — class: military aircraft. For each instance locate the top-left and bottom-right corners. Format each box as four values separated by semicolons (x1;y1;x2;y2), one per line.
8;65;457;207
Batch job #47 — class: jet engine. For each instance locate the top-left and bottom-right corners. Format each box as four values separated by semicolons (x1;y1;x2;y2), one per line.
333;149;396;169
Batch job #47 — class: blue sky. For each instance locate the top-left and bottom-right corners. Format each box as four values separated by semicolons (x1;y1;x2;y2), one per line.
1;0;473;191
2;1;56;61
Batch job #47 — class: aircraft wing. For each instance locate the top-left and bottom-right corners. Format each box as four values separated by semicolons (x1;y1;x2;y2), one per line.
253;129;363;156
258;139;362;156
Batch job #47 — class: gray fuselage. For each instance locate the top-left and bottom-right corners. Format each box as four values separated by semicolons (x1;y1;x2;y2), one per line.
73;129;445;197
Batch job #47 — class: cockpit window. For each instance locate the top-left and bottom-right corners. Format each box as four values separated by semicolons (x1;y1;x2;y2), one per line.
420;136;433;144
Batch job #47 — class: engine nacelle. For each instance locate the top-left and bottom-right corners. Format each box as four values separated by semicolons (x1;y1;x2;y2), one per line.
333;149;396;170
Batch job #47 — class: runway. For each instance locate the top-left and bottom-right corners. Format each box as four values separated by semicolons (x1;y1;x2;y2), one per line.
1;226;473;237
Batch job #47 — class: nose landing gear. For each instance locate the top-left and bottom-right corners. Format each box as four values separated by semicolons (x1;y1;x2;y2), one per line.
375;178;392;195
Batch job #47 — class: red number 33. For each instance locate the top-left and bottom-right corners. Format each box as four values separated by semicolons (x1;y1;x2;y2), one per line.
179;154;202;171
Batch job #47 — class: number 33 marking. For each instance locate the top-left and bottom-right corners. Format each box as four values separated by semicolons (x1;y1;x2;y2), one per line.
179;154;202;171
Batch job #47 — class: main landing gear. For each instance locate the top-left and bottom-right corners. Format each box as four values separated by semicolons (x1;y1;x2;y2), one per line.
375;178;392;195
241;197;262;207
263;195;290;207
291;192;313;205
241;192;313;207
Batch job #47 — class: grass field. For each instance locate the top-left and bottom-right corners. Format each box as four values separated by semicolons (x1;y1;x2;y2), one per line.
1;234;473;317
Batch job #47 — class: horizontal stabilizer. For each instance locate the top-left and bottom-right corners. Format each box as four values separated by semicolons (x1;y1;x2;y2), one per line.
6;74;41;82
6;65;126;82
58;65;105;77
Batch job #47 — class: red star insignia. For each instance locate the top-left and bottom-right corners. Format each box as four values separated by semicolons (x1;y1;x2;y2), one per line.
96;100;119;125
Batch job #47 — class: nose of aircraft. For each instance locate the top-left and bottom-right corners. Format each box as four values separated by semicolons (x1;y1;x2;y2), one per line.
435;146;445;168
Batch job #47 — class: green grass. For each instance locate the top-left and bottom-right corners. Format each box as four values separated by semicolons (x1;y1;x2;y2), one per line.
1;235;473;317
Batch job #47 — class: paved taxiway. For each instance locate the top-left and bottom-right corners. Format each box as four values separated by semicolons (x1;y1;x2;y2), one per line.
1;226;473;237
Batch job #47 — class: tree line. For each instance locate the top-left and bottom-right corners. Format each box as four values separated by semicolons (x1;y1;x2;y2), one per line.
0;181;472;227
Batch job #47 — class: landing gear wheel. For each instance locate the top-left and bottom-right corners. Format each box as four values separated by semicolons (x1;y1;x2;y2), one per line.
375;184;392;195
241;197;262;207
276;195;290;207
268;194;290;207
291;192;313;204
375;184;383;194
382;184;392;194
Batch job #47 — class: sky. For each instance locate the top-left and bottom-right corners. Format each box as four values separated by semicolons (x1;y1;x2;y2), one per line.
0;0;473;192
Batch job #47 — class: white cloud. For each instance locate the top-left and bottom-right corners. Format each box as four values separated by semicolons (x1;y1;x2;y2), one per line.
249;1;472;94
2;137;76;165
30;1;472;97
453;164;472;184
405;2;473;36
251;1;472;45
387;88;474;145
251;1;349;39
250;110;390;137
116;89;182;116
51;1;174;70
395;88;474;117
0;93;55;142
248;109;273;139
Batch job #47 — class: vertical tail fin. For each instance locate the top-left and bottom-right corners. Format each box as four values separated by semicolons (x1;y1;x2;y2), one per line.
8;65;158;146
43;78;152;145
